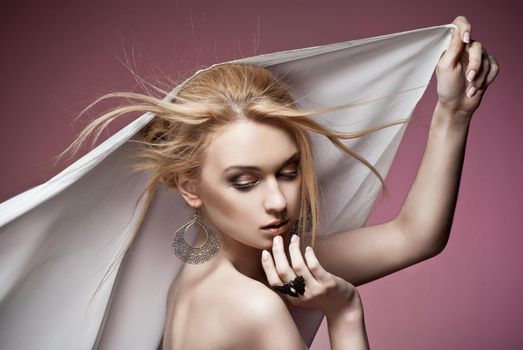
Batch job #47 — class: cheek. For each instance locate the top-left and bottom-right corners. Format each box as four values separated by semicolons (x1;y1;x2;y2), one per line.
199;177;302;227
199;182;254;223
200;185;232;217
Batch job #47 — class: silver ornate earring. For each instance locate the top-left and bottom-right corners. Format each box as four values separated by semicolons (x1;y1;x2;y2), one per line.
172;207;221;264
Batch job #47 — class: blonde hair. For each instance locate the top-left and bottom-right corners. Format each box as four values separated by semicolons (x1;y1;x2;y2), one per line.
60;63;408;304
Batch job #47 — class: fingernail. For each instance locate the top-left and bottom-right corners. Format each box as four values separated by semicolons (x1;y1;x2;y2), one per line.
262;250;269;261
463;32;470;43
467;86;477;97
291;234;298;242
273;235;281;244
305;246;312;252
466;70;476;82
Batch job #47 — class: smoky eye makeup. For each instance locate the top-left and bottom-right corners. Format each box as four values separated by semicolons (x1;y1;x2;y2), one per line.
228;174;257;186
224;151;301;190
226;172;259;191
227;161;300;191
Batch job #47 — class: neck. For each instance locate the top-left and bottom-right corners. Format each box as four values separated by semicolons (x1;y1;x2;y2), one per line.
192;226;268;284
223;234;267;282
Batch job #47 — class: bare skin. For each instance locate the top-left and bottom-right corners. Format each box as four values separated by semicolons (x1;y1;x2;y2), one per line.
162;16;499;350
163;120;310;349
313;15;499;288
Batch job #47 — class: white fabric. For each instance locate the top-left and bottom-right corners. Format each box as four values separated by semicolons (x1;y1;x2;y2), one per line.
0;23;453;349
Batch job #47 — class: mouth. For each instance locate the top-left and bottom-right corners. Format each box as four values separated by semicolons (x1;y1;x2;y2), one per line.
261;220;290;234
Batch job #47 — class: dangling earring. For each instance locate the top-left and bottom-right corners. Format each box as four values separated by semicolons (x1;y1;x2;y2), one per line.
289;205;313;237
172;207;221;264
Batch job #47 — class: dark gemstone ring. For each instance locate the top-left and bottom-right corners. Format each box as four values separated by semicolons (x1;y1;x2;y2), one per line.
272;275;306;297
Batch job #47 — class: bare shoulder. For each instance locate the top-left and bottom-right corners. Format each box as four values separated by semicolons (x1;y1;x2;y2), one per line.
202;274;308;350
166;265;308;350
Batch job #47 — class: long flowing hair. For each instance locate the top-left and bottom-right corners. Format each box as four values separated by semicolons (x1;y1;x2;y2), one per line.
58;63;408;302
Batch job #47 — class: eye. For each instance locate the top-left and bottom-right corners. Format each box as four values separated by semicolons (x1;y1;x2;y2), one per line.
278;171;299;180
231;175;260;192
232;181;259;191
278;164;300;180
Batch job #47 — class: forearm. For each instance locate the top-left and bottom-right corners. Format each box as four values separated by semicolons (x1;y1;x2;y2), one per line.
396;101;472;254
325;300;369;350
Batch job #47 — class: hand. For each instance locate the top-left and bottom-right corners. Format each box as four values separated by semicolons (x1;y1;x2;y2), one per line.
261;234;362;316
436;16;499;115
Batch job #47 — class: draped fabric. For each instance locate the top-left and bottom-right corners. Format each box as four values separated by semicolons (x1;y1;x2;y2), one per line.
0;23;453;349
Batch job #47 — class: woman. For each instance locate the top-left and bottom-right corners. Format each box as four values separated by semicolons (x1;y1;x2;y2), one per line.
163;15;497;349
0;16;498;349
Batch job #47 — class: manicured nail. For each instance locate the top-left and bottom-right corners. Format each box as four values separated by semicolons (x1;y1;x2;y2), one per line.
463;32;470;43
467;86;477;97
305;246;312;252
273;235;281;244
466;70;476;82
262;250;269;261
291;234;298;242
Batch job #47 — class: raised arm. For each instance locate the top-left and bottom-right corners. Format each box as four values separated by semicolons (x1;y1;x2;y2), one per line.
315;16;500;286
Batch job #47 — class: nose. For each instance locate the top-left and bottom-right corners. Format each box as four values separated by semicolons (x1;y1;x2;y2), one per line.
263;176;287;214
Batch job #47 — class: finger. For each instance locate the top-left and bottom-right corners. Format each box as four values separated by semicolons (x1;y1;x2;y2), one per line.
467;54;490;97
272;235;297;282
304;245;332;284
484;54;500;86
442;16;472;67
261;249;285;286
288;234;316;282
465;41;483;82
440;24;465;67
453;15;472;43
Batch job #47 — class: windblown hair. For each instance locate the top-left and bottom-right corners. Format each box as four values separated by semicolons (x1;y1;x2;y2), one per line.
60;63;407;304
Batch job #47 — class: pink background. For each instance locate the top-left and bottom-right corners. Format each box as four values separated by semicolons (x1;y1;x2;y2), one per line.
1;0;521;349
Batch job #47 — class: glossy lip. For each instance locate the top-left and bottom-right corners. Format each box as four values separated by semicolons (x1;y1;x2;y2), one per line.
260;220;290;234
261;219;288;229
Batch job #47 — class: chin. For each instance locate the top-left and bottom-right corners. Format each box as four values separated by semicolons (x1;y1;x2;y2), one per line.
261;237;275;248
255;237;276;251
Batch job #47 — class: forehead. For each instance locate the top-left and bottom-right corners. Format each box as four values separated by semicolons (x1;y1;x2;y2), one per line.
204;120;298;171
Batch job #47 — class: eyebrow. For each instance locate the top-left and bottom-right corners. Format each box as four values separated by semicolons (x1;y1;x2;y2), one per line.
223;151;300;173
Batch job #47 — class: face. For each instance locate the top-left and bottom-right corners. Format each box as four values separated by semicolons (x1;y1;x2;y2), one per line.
195;119;301;250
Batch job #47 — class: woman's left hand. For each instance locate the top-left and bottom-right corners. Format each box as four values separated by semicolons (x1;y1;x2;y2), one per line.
436;16;499;116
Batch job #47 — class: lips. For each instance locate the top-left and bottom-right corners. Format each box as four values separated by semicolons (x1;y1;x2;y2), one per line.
261;220;289;230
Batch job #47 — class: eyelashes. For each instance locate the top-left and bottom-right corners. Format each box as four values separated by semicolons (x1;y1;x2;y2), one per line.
232;182;258;191
232;171;300;192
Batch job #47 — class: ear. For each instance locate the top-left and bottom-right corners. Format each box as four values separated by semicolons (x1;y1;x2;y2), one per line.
176;174;203;208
